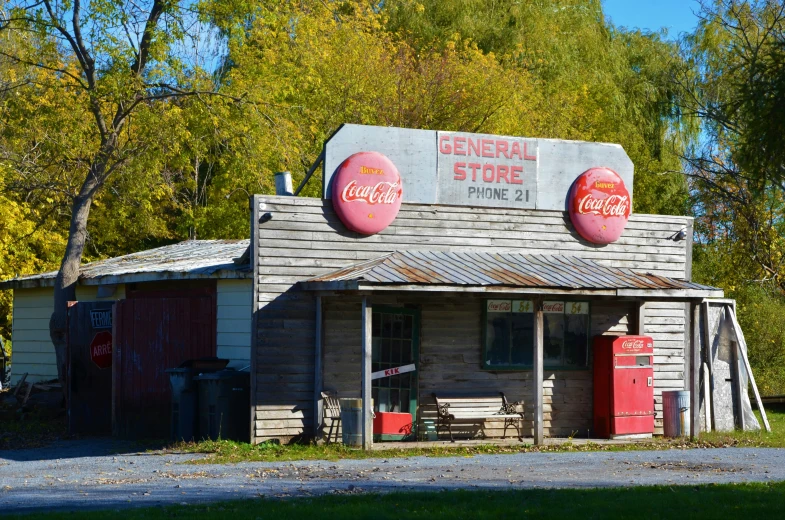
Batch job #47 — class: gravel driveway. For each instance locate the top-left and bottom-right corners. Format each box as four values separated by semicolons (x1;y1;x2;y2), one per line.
1;440;784;514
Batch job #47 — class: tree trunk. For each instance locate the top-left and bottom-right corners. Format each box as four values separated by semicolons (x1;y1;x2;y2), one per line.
49;192;94;395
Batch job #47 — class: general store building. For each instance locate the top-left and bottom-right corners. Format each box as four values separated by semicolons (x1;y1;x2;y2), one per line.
250;124;721;447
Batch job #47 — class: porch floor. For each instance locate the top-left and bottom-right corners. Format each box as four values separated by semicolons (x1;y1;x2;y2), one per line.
371;437;650;450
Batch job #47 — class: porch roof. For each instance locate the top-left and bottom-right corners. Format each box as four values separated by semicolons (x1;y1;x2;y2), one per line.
300;250;722;300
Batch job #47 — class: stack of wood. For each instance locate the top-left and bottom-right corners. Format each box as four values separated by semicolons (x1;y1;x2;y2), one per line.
2;373;62;409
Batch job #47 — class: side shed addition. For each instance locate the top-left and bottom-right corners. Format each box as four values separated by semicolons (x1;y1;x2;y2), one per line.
0;240;253;386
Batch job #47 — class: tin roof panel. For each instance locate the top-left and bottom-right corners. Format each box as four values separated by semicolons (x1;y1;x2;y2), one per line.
305;250;720;295
0;240;251;289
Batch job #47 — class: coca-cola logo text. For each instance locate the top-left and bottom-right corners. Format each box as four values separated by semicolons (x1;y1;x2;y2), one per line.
341;180;401;205
577;194;629;217
487;300;512;312
543;301;564;313
621;339;645;351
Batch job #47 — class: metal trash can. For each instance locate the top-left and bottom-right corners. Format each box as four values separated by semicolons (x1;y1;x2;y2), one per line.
195;369;250;442
166;358;229;442
340;398;363;446
662;390;691;437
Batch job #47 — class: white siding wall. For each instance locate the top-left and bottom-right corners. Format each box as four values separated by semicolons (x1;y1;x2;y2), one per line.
10;288;55;384
9;284;126;384
217;279;252;368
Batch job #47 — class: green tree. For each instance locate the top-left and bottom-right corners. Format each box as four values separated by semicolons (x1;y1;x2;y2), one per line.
385;0;692;214
681;0;785;292
682;0;785;393
0;0;237;388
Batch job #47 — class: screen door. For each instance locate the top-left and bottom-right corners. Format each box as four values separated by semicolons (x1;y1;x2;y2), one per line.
371;308;419;422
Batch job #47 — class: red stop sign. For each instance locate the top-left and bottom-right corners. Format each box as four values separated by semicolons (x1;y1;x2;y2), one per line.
90;331;113;369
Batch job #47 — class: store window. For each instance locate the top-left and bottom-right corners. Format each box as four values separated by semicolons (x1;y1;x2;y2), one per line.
483;300;590;369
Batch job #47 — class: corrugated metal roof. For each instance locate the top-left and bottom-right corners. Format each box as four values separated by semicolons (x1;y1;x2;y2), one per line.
304;251;721;298
0;240;251;290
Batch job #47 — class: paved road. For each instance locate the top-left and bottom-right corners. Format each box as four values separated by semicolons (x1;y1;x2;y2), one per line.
1;440;784;514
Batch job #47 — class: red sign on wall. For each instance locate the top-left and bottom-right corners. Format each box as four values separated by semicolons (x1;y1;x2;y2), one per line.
90;331;113;370
332;151;403;234
568;167;631;244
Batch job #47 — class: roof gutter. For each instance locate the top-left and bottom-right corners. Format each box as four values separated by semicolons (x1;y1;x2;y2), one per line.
299;281;723;300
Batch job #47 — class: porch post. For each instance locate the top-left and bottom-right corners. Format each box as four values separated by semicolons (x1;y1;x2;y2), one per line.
313;295;323;441
635;301;646;335
533;296;544;445
690;301;701;440
361;296;373;450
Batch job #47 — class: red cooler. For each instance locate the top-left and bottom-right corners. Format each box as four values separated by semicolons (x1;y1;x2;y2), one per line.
593;335;655;439
373;412;413;441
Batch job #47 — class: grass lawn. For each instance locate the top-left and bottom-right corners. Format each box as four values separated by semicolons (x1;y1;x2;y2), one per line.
171;406;785;464
6;483;785;519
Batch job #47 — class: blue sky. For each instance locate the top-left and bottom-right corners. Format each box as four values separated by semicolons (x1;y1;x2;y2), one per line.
602;0;702;38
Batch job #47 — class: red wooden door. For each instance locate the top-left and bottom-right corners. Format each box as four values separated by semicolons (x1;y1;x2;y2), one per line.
112;296;216;439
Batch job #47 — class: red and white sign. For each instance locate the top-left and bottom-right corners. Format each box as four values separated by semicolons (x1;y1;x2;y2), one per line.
487;300;512;313
543;301;564;313
620;337;653;352
568;167;631;244
371;363;416;380
332;151;403;234
90;331;112;370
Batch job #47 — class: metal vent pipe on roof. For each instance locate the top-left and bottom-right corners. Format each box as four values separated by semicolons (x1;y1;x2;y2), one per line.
275;172;293;196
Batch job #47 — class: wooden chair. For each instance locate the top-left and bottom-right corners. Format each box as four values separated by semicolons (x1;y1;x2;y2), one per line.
321;391;342;443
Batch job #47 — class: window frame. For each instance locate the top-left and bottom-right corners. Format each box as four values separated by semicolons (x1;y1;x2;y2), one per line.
481;299;591;371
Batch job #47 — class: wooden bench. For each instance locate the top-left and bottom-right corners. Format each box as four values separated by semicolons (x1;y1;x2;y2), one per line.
432;392;523;442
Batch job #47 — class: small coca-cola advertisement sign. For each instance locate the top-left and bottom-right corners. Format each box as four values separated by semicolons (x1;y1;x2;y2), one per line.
487;300;512;313
331;151;403;234
512;300;533;313
543;301;564;313
568;167;630;244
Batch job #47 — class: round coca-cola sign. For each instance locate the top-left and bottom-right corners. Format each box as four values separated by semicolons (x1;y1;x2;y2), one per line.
568;167;631;244
332;151;403;234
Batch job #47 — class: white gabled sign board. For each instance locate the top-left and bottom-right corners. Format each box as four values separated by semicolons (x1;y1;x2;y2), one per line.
323;124;634;212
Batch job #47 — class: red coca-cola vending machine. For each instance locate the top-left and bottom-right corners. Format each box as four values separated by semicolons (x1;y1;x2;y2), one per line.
593;335;655;439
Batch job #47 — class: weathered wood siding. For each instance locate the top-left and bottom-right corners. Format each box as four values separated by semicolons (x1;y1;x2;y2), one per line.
645;301;689;433
321;296;632;440
252;196;692;442
9;285;127;384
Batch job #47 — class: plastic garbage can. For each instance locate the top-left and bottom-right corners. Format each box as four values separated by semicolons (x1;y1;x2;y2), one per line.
662;390;691;437
166;368;198;442
195;369;250;442
166;357;229;442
